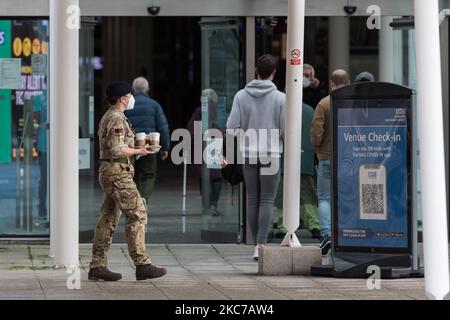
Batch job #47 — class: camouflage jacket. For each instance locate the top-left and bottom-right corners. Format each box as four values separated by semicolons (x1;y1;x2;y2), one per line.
98;106;135;159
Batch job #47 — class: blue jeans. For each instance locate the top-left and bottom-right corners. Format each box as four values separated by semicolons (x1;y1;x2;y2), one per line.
316;160;331;238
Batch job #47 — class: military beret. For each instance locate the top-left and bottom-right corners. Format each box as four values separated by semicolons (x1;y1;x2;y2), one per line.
106;81;132;98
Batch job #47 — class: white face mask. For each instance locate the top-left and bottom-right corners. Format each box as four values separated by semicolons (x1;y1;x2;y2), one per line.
125;95;135;111
303;77;310;88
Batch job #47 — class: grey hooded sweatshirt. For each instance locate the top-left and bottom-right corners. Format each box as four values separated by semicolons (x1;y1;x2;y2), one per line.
227;80;285;159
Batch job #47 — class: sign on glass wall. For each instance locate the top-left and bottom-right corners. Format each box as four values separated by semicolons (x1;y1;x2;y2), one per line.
0;19;49;236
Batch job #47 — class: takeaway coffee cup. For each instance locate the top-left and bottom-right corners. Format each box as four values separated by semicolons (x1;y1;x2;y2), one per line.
148;132;160;146
135;133;146;147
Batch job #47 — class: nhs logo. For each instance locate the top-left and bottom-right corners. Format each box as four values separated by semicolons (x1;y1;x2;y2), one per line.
0;31;5;45
368;171;377;179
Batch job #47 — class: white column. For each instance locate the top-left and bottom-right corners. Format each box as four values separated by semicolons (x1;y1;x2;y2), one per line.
328;17;350;77
414;0;449;300
281;0;305;247
50;0;79;268
379;16;394;83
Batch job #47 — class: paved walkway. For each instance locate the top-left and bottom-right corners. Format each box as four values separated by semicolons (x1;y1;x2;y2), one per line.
0;244;442;300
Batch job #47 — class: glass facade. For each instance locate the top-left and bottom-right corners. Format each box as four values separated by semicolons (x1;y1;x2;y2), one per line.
0;19;49;236
77;17;245;244
392;19;421;232
78;17;100;242
0;14;447;243
199;18;244;242
393;26;417;90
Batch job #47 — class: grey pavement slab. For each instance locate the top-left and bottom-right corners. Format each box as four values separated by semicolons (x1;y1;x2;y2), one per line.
0;243;445;300
292;246;322;275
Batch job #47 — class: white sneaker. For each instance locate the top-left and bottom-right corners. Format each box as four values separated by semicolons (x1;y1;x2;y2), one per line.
253;246;259;260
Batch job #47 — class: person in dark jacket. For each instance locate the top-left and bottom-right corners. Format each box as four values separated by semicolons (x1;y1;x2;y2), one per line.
303;64;325;109
125;77;170;205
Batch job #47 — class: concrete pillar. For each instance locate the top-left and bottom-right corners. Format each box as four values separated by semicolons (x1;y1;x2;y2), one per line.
328;17;350;77
379;16;395;83
281;0;305;247
414;0;449;300
49;0;79;268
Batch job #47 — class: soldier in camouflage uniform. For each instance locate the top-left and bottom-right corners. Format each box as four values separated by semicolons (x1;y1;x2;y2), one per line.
88;81;167;281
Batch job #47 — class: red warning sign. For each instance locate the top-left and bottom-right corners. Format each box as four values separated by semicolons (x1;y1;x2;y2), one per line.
291;49;301;59
291;58;302;65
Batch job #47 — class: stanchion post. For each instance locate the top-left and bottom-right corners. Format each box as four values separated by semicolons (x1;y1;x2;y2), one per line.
281;0;305;248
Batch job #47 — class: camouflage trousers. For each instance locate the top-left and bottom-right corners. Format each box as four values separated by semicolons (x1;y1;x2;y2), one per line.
90;162;151;269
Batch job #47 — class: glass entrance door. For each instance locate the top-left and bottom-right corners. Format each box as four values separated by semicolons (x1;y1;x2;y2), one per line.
78;17;99;242
392;19;417;90
199;17;244;242
391;16;450;237
391;18;421;235
0;19;49;237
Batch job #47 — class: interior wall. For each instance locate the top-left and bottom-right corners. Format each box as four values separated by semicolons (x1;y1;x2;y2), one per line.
0;0;416;17
97;17;202;140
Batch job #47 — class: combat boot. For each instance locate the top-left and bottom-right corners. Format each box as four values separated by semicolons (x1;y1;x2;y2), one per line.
88;267;122;281
136;264;167;280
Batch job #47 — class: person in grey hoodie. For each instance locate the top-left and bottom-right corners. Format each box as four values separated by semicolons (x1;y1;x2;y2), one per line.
227;54;285;260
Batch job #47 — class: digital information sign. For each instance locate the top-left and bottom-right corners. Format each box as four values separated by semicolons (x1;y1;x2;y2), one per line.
335;107;410;251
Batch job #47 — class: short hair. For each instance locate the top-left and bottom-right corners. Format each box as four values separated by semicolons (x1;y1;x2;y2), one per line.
331;70;349;87
106;96;119;106
132;77;150;94
256;54;277;79
303;63;315;75
355;71;375;82
201;88;218;104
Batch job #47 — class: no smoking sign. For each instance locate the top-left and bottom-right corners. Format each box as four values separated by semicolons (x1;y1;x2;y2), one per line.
290;49;302;65
291;49;301;58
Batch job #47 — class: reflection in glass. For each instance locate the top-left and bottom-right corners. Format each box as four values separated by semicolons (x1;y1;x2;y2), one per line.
199;18;243;242
0;19;49;236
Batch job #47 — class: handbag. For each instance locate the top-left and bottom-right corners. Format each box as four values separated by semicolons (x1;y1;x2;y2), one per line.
221;135;243;186
221;161;243;186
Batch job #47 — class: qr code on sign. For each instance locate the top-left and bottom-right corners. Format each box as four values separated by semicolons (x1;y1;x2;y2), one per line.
361;184;385;214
